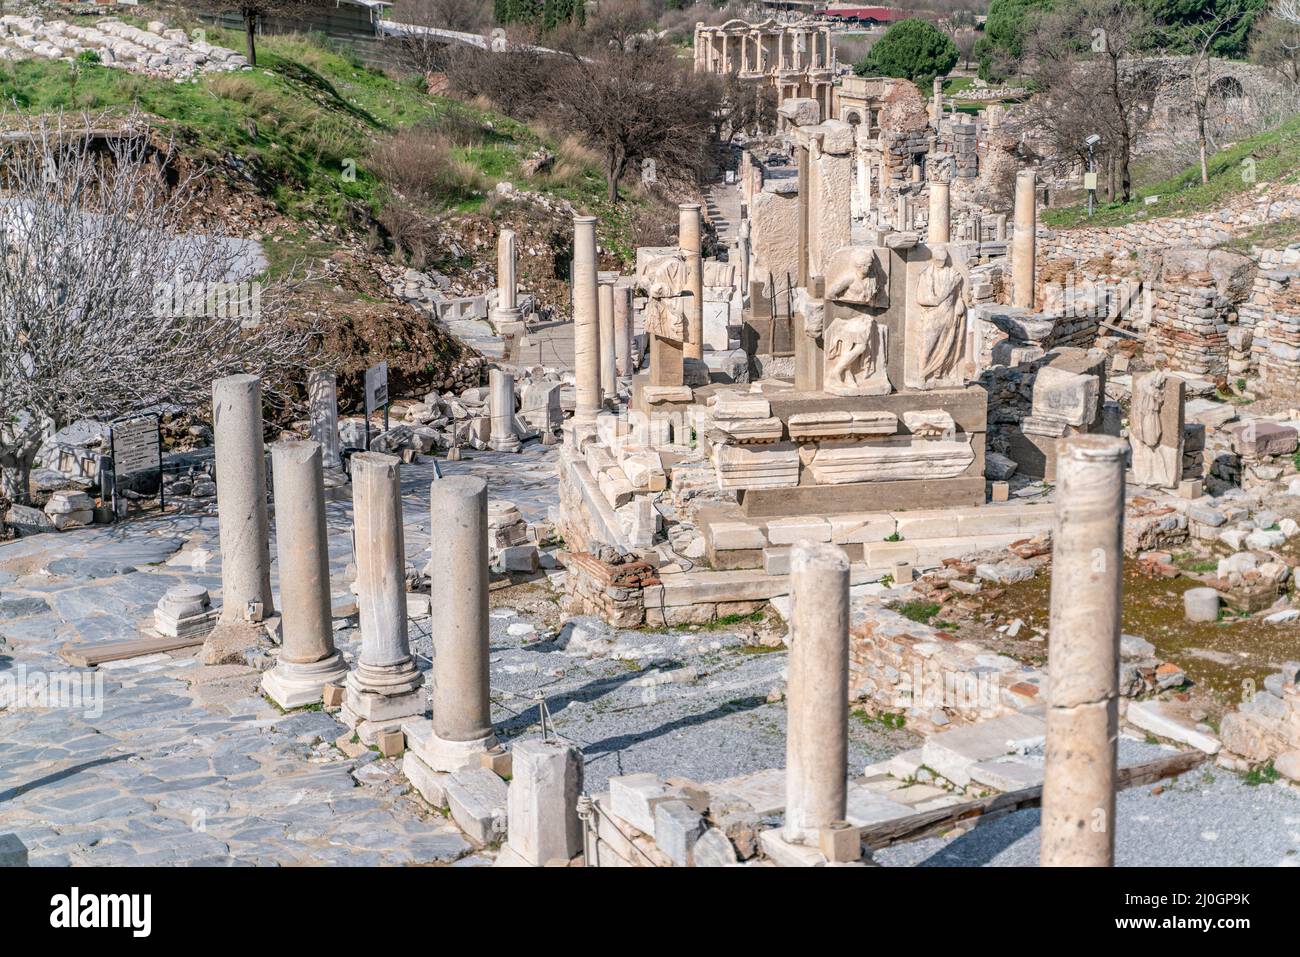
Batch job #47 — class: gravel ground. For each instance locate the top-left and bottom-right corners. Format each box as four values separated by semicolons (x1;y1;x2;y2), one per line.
875;768;1300;867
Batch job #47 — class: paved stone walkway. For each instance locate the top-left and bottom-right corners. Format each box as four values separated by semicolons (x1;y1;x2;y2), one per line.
0;444;901;865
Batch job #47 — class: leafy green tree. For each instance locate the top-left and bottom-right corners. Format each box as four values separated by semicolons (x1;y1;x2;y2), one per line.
1146;0;1269;58
854;18;959;86
975;0;1054;81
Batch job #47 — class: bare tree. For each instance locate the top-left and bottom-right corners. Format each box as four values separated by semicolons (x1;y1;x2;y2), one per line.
1250;10;1300;85
1021;0;1168;203
0;114;315;504
540;30;722;201
1185;4;1250;185
1276;0;1300;23
223;0;330;66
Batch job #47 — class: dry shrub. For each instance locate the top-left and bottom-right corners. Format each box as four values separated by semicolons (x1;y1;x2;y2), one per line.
366;126;487;207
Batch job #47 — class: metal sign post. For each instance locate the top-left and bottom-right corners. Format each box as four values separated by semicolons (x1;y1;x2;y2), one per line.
364;361;389;451
109;413;164;518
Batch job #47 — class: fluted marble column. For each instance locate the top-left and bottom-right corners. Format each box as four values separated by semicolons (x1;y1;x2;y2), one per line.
342;452;424;737
613;281;634;377
488;368;521;453
213;374;273;623
261;441;349;708
679;203;704;360
492;228;521;324
1041;436;1125;867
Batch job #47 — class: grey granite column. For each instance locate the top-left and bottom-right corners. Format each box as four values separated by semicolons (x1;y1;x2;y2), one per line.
598;279;618;399
213;374;273;623
1041;435;1125;867
261;440;348;708
307;368;342;470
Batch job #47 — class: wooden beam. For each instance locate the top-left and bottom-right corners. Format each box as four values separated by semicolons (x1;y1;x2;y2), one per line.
860;748;1206;850
58;634;207;668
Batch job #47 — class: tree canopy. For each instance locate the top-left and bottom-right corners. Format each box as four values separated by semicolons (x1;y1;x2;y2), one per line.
855;18;959;86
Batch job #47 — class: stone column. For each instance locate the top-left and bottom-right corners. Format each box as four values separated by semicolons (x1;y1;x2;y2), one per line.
1012;169;1037;309
929;179;951;245
572;215;601;436
598;279;618;398
418;475;499;770
679;203;704;360
261;441;349;708
613;280;634;377
488;368;521;453
342;452;425;737
1041;435;1125;867
932;76;944;130
783;542;850;845
307;368;342;470
491;228;521;324
213;374;273;623
497;737;584;867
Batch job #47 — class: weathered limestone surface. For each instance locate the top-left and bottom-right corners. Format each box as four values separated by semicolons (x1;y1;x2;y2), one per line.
1041;435;1126;867
1012;170;1036;309
212;374;273;623
783;543;850;846
572;216;601;434
261;441;348;708
343;453;425;735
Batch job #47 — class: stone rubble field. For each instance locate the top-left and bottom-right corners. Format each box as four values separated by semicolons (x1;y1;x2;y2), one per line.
0;16;247;76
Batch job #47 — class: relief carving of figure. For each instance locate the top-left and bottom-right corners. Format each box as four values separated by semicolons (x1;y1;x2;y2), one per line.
641;253;690;342
1130;371;1180;488
915;246;970;386
825;315;889;396
825;245;884;306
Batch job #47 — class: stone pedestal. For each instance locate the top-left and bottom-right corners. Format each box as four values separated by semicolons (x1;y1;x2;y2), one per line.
488;368;521;453
783;542;850;847
342;452;425;739
572;215;601;439
261;441;349;709
307;369;343;470
1041;435;1124;867
1012;169;1036;309
492;228;522;324
928;180;950;244
407;475;498;775
680;203;704;360
155;584;218;638
495;737;584;867
213;374;274;623
598;279;618;399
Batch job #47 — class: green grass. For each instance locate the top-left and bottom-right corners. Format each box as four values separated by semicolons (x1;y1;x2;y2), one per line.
1243;761;1280;786
896;600;941;624
852;707;906;730
1042;112;1300;231
0;29;649;263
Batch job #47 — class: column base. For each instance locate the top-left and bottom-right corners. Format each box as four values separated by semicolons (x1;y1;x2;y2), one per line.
341;659;426;741
261;652;349;709
404;716;499;773
488;435;522;453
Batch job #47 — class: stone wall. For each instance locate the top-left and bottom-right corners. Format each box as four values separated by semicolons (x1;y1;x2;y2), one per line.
1038;184;1300;263
1244;253;1300;397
